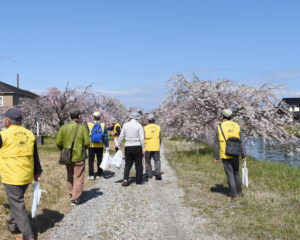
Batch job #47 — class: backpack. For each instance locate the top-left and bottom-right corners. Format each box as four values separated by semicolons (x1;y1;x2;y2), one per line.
90;122;103;143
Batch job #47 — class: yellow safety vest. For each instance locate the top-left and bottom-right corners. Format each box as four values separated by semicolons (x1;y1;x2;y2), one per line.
87;121;105;148
218;120;241;159
113;122;121;137
0;125;35;185
144;123;161;151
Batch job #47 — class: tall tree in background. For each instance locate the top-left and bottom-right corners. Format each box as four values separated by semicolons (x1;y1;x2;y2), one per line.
20;85;95;133
19;85;130;134
157;74;298;144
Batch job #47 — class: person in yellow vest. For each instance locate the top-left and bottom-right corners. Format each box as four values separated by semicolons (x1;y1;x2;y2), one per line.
214;109;246;200
87;111;109;180
144;114;162;180
0;108;42;240
107;118;121;152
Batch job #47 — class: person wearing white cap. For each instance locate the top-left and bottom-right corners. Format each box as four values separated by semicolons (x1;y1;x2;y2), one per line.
117;112;145;186
144;114;162;180
86;111;109;180
214;108;246;200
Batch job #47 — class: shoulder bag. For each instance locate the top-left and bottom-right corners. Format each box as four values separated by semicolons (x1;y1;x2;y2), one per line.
219;123;242;157
58;124;80;165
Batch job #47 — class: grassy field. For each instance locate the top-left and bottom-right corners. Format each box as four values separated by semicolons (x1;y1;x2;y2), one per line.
0;137;97;240
286;125;300;138
163;139;300;240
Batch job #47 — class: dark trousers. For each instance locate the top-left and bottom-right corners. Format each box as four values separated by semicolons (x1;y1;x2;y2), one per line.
124;146;143;184
5;184;35;240
88;147;103;176
145;151;161;177
222;157;242;198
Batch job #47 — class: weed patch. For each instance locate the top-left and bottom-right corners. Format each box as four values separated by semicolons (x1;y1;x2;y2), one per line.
164;139;300;240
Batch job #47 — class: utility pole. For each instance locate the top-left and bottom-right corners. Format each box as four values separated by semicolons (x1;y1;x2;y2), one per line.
17;74;19;88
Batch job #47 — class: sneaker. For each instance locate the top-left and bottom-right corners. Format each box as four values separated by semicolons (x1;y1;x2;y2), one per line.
16;238;35;240
122;180;129;187
71;199;80;206
227;196;237;201
145;174;153;179
155;175;162;180
87;176;95;180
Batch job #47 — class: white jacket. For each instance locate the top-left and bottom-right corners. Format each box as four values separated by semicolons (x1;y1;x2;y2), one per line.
118;119;145;149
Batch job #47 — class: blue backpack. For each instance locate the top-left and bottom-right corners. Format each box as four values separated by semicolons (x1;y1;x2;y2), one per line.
91;122;103;143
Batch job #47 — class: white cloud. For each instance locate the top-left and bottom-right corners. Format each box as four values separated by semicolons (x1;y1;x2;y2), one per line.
97;88;146;97
31;89;48;95
260;69;300;80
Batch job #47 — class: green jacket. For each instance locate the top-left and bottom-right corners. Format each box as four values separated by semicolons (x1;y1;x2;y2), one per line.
56;121;90;162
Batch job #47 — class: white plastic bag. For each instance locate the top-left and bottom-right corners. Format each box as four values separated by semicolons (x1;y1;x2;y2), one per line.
110;150;123;169
31;181;47;218
114;137;119;148
100;149;111;170
242;161;248;188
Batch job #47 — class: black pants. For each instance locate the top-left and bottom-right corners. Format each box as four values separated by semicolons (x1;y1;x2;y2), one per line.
222;157;242;198
88;147;103;176
5;184;34;240
124;146;143;184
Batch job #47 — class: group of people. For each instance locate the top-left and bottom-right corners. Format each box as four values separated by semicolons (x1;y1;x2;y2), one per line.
0;106;246;240
56;109;163;205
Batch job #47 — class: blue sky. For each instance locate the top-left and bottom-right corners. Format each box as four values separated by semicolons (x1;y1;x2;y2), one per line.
1;0;300;111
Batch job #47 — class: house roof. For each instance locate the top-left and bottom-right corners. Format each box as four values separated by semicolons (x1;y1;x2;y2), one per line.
0;81;38;98
282;98;300;106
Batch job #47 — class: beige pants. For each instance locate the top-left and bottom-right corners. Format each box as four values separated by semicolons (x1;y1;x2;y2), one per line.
66;161;85;201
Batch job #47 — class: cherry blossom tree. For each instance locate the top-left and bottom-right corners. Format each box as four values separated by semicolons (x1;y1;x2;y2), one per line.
156;74;299;144
20;85;95;133
91;95;129;125
18;84;130;134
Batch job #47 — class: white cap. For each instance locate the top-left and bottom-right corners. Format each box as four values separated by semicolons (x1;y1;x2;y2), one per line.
222;109;233;118
147;114;155;121
129;112;141;120
92;111;101;117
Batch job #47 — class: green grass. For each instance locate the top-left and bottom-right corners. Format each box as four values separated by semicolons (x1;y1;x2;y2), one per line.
286;125;300;138
164;139;300;240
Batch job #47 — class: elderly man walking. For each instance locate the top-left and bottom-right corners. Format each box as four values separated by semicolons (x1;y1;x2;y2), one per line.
56;109;90;205
118;112;145;186
214;109;246;200
0;108;42;240
144;114;162;180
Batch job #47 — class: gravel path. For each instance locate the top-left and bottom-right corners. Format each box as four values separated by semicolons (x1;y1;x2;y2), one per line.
49;147;223;240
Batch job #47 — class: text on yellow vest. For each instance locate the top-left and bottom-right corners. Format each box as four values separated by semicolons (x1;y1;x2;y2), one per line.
0;125;35;185
144;123;161;151
218;120;241;159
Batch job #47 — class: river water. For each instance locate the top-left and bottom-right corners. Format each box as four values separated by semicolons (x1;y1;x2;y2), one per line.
246;139;300;168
